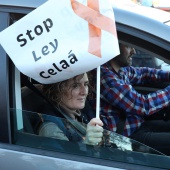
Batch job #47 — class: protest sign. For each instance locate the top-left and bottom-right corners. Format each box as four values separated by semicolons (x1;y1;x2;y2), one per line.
0;0;119;84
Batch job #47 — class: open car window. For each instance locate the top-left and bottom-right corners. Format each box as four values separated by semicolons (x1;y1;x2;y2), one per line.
11;108;170;169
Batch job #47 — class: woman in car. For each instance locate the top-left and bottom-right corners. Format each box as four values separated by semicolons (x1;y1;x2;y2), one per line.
38;73;103;145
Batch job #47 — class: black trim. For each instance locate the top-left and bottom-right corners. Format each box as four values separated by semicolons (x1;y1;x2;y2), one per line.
0;12;11;143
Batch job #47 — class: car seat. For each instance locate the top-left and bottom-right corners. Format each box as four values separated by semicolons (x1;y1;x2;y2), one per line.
21;85;45;113
21;85;45;134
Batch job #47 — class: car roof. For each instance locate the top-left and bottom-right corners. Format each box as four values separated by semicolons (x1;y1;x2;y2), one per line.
113;2;170;42
1;0;170;21
113;1;170;23
1;0;170;43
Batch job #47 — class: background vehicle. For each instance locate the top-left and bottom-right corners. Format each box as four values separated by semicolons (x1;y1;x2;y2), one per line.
1;0;170;169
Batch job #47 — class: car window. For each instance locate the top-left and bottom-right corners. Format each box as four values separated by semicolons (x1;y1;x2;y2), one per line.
132;48;170;71
10;108;170;169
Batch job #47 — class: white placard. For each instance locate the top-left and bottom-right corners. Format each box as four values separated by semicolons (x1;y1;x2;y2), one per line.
0;0;119;84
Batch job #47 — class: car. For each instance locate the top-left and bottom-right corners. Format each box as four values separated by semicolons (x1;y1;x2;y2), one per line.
1;0;170;169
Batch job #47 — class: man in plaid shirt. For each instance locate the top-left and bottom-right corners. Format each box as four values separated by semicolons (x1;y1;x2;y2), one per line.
89;43;170;155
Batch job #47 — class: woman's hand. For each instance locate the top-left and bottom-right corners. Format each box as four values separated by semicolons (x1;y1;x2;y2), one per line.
84;118;103;145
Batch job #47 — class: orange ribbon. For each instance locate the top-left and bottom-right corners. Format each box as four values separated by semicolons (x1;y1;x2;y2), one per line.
70;0;117;58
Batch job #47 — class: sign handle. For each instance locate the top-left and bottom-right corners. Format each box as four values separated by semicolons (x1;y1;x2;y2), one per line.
96;66;100;119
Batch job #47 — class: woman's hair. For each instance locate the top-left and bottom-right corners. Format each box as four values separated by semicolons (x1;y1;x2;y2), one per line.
42;73;87;107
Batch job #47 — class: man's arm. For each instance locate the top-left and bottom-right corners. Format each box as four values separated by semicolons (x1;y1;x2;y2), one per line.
101;66;170;116
125;66;170;85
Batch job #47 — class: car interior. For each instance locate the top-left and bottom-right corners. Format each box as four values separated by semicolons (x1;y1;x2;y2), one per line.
10;44;170;155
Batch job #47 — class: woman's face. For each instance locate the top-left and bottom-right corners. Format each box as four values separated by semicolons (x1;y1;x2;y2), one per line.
61;73;89;111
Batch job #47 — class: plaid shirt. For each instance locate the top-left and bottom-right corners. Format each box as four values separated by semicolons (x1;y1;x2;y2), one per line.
89;63;170;137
